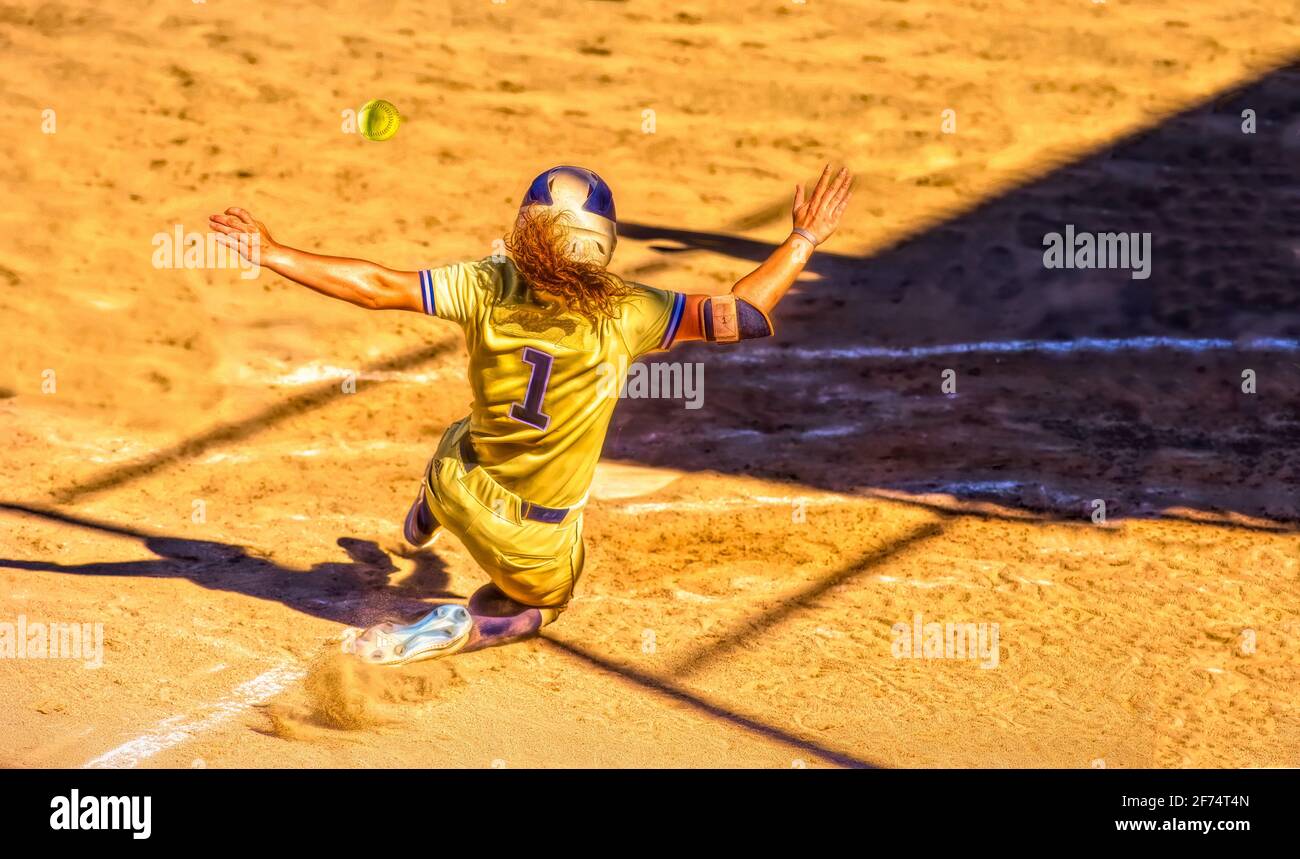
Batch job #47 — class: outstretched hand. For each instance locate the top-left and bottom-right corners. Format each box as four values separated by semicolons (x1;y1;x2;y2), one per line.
208;207;276;261
792;164;852;245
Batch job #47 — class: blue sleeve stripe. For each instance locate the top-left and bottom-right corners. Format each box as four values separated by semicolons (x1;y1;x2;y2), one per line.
660;291;686;349
419;269;435;315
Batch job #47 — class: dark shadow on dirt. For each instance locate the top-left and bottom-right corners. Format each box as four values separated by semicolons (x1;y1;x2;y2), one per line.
542;635;878;768
0;502;459;627
609;63;1300;525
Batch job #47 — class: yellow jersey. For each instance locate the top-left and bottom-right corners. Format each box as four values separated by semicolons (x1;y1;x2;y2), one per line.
419;258;686;509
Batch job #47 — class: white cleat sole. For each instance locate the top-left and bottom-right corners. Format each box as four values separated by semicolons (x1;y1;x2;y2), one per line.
350;604;473;666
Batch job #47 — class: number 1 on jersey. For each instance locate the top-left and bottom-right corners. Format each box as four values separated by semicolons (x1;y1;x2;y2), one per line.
509;347;553;431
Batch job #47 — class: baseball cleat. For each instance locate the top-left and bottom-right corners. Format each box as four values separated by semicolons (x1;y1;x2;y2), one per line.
403;489;442;549
352;604;473;666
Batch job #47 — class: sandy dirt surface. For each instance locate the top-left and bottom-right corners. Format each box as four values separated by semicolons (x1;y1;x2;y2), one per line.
1;0;1298;768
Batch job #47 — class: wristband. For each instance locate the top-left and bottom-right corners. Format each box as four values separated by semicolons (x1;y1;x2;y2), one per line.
791;227;820;247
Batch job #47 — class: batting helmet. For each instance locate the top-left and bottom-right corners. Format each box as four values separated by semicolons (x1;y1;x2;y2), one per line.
519;165;618;267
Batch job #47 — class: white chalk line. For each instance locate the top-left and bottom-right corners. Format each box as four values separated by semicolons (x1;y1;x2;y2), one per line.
720;336;1300;363
81;662;306;769
609;480;1198;517
614;485;1068;516
614;494;854;515
233;362;458;387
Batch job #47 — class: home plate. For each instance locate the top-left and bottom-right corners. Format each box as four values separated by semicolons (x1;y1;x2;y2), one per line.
590;461;685;500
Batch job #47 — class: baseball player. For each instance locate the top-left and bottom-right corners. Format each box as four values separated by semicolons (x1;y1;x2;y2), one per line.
209;163;851;664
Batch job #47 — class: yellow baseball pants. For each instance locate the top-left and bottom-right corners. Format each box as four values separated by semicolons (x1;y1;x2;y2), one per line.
420;418;585;609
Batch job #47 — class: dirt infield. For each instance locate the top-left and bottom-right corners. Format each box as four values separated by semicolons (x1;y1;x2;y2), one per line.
1;0;1297;768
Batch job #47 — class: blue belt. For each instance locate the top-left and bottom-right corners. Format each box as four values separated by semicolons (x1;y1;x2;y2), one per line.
459;433;571;524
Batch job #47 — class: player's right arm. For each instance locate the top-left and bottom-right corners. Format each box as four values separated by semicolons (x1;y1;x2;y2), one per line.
671;164;852;344
208;207;425;312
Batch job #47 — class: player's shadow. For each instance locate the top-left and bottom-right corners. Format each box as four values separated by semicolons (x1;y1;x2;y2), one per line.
0;502;460;626
611;61;1300;526
619;221;861;280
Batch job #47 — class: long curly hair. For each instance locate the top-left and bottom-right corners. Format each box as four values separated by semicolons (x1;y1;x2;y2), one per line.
504;209;629;323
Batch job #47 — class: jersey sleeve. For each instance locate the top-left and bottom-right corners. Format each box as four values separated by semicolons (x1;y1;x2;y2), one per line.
418;260;495;326
618;283;687;357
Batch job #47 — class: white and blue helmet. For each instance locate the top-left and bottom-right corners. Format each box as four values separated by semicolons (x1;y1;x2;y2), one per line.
519;165;618;267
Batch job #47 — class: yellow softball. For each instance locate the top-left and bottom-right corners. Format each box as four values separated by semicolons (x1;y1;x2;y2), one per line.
358;98;401;141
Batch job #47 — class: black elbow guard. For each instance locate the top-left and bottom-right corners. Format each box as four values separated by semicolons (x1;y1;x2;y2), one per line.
700;295;774;343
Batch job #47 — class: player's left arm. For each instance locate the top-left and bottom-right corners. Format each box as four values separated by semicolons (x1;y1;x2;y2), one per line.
670;164;851;344
208;207;424;312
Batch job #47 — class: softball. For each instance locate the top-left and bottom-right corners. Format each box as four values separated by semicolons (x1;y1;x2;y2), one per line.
358;98;401;141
